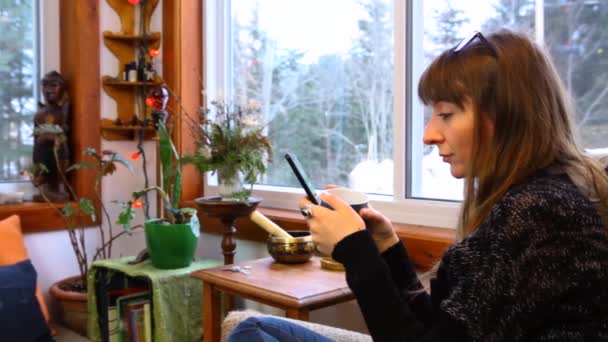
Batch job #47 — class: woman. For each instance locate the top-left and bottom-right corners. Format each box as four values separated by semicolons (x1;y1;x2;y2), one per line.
229;30;608;341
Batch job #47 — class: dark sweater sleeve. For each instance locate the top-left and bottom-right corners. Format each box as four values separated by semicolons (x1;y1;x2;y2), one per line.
381;241;434;328
332;230;467;341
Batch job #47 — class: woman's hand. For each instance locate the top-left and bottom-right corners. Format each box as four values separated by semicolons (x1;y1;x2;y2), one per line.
359;206;399;253
298;192;365;255
323;185;398;253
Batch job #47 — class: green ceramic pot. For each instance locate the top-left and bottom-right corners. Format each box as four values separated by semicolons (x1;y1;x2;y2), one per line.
144;213;200;269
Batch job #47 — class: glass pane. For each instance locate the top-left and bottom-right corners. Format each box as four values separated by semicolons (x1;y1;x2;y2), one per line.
230;0;394;195
0;0;37;182
542;0;608;157
410;0;608;201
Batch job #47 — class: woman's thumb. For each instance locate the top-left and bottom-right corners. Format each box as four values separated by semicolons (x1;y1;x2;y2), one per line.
359;207;380;221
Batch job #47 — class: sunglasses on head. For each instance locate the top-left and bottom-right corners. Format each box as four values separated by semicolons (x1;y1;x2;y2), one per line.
452;31;497;57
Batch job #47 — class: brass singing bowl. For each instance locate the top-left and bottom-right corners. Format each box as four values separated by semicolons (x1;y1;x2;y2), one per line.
267;230;315;264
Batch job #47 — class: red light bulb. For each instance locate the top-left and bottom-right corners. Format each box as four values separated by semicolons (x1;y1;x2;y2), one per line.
145;97;155;107
130;151;140;160
149;49;160;58
127;0;140;5
131;200;144;209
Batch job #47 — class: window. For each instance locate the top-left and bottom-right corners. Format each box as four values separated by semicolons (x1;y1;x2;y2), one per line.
410;0;608;202
0;0;59;199
205;0;608;228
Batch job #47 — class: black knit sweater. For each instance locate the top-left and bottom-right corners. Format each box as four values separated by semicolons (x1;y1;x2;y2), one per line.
332;171;608;341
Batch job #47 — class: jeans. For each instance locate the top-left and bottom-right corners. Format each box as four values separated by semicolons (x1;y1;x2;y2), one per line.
227;316;335;342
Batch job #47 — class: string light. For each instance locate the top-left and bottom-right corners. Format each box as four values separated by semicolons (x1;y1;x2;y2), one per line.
149;49;160;58
146;86;169;110
127;0;140;5
131;200;144;209
131;151;140;160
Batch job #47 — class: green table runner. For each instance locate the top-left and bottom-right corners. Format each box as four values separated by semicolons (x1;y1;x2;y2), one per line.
87;257;222;342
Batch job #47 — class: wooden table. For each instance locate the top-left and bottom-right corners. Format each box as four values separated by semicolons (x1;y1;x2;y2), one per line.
191;256;354;342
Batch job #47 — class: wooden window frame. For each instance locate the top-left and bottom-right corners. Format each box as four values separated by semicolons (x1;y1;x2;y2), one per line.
163;1;455;271
0;0;100;233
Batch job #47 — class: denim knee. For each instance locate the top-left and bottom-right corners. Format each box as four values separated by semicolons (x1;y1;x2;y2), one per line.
228;316;334;342
228;317;274;342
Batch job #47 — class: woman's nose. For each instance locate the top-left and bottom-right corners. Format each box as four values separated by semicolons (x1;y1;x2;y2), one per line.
422;120;443;146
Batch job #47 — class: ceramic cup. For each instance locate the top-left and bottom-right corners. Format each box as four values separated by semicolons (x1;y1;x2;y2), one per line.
320;187;369;214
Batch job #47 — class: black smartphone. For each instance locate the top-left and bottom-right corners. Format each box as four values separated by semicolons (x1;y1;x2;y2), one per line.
285;153;319;205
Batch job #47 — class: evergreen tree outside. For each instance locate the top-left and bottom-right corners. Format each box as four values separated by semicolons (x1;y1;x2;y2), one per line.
544;1;608;149
229;0;394;191
427;0;470;59
482;0;535;34
347;0;394;165
0;0;37;181
482;0;608;149
220;0;608;202
411;0;608;200
422;0;470;149
230;3;322;186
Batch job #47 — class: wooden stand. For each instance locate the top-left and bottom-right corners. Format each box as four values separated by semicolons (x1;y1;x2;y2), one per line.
195;196;262;265
195;196;262;314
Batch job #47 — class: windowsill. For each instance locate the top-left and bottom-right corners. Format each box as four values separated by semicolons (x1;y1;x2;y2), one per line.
203;185;462;229
0;201;97;233
190;201;455;271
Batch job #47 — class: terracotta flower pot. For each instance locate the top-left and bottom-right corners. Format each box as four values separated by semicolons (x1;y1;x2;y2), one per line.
49;275;88;337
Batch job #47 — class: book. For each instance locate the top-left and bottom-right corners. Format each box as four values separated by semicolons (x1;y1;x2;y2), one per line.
143;303;152;342
126;303;146;341
107;306;119;342
107;287;148;342
128;308;144;342
116;291;149;342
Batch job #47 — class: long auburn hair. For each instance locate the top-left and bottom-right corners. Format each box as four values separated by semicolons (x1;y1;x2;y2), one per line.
418;30;608;240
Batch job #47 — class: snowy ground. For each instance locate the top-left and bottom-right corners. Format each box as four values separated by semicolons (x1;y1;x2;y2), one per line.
348;146;463;200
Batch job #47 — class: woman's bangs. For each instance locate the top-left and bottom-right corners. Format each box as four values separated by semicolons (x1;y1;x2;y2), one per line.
418;52;467;108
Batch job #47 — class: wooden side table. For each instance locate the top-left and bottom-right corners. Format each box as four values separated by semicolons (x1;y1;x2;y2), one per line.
191;256;354;342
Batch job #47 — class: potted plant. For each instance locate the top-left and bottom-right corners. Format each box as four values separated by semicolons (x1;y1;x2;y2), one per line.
185;99;272;201
116;119;200;269
27;148;135;336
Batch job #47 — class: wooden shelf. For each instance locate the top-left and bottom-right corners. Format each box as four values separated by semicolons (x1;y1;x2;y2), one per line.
106;0;159;35
103;31;161;42
103;78;162;87
103;33;161;72
100;118;156;141
102;0;162;141
102;76;158;138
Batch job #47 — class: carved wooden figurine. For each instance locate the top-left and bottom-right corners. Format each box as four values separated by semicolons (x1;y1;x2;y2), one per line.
32;71;71;202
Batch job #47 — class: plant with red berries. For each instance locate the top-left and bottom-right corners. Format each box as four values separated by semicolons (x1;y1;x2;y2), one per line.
26;148;134;290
